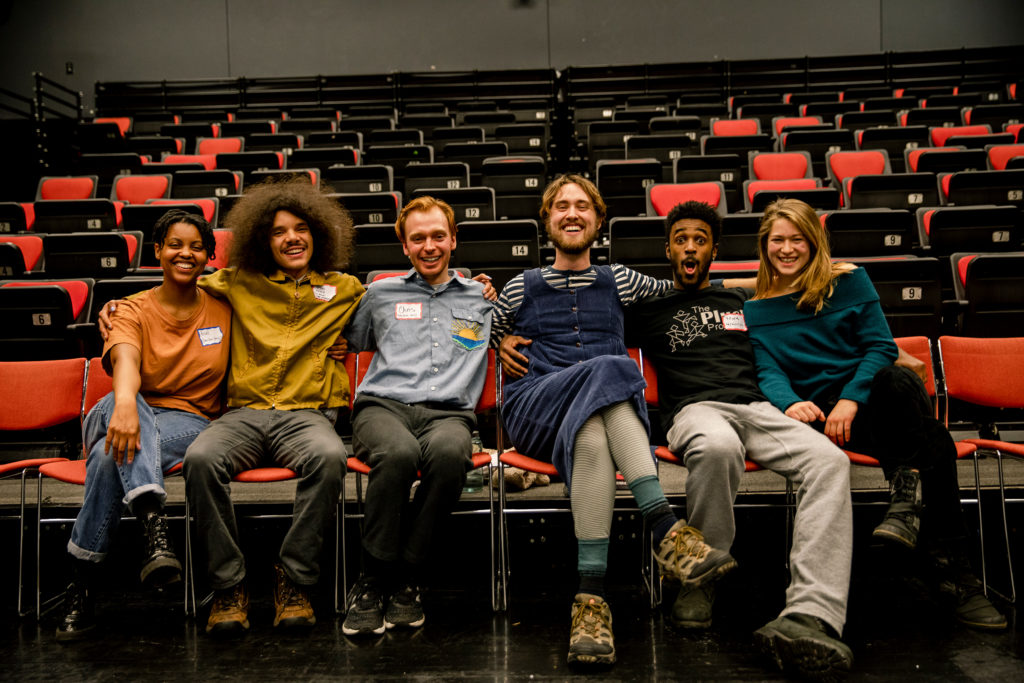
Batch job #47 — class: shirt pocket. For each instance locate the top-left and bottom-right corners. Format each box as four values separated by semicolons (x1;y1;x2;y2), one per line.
450;307;488;352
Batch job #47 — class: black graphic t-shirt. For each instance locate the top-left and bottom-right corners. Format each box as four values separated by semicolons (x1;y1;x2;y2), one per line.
627;286;766;432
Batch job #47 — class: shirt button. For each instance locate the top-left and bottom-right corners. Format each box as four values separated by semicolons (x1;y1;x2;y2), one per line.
432;367;438;373
433;342;439;347
433;317;438;322
430;385;437;391
573;325;579;331
576;342;581;347
571;306;577;312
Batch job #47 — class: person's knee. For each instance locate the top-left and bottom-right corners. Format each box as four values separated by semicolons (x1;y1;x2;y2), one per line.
684;430;744;474
816;445;851;481
182;434;225;481
304;436;347;478
426;447;472;482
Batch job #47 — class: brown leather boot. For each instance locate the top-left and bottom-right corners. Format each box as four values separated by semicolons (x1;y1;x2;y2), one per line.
273;563;315;629
206;583;249;638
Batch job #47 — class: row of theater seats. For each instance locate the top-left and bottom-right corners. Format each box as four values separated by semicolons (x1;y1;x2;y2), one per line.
1;229;1021;365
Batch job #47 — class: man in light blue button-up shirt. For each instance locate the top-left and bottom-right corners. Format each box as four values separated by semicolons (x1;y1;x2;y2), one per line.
341;196;493;637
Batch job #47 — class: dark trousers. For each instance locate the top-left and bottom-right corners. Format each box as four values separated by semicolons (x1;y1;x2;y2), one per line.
183;407;347;589
352;395;474;567
838;365;968;544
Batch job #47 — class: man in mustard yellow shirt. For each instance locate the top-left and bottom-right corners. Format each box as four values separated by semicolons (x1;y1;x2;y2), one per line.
182;179;364;636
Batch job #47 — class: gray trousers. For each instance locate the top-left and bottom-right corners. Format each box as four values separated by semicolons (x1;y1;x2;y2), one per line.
352;395;474;566
667;400;852;634
183;407;347;589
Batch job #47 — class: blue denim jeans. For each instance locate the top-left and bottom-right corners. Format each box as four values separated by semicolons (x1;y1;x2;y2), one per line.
68;392;210;562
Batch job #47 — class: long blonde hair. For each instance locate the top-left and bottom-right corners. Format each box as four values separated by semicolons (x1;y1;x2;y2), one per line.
754;198;845;313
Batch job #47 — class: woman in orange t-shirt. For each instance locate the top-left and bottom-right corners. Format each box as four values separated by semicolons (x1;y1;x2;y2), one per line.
58;210;231;640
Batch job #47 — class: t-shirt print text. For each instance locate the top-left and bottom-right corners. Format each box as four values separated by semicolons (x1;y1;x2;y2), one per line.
667;306;745;350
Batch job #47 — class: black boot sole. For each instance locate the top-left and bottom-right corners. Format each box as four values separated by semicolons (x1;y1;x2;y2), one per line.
140;555;182;588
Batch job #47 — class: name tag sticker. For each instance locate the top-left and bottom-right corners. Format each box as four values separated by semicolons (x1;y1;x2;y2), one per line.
395;302;422;320
722;313;747;331
197;326;224;346
313;284;336;302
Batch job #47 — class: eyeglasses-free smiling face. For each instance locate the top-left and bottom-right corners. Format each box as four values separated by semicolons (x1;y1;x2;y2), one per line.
401;206;456;285
156;222;209;285
269;210;313;280
765;217;811;282
546;182;600;255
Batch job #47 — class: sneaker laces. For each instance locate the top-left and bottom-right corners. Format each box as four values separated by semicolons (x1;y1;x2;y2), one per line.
672;526;710;563
350;579;381;610
572;599;610;639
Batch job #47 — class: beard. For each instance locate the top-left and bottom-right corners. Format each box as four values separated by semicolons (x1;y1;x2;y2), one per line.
673;254;713;290
548;222;599;254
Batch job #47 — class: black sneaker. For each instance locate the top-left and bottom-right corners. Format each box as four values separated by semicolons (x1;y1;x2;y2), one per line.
342;577;385;636
385;584;425;630
55;579;96;642
754;613;853;682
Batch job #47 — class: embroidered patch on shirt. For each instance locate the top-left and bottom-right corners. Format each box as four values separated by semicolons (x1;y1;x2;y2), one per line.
312;284;336;302
722;312;747;331
395;302;422;320
451;317;486;350
197;326;224;346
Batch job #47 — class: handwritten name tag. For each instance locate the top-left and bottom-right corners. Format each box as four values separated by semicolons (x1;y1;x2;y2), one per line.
198;326;224;346
395;302;422;320
313;284;336;302
722;313;747;331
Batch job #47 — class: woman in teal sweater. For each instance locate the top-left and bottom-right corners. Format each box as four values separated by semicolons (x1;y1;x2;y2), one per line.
744;198;1004;631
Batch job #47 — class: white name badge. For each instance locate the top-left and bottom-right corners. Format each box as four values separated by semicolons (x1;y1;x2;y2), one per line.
395;302;422;320
313;284;336;302
722;312;747;331
197;326;224;346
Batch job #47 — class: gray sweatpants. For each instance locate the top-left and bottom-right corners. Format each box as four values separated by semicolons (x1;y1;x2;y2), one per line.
667;400;852;634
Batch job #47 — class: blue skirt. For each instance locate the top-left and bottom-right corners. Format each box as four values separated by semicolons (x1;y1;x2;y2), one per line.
501;355;649;484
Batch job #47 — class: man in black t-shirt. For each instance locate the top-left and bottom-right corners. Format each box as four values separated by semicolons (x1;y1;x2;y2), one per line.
627;202;854;681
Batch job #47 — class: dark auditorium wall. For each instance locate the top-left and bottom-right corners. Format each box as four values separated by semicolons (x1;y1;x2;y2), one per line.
1;0;1021;113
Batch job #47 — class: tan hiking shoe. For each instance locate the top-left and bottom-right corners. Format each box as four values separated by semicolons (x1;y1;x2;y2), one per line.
567;593;616;665
273;563;315;629
655;519;737;586
206;583;249;637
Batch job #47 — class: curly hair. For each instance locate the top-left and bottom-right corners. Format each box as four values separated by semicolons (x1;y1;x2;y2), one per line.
225;177;354;274
664;201;723;244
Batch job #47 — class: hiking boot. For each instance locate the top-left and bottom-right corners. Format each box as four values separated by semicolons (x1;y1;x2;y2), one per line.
206;583;249;638
654;519;737;586
385;584;425;630
671;583;715;629
273;563;315;629
342;576;385;637
754;613;853;682
55;576;96;642
139;512;182;589
567;593;615;665
872;467;922;549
